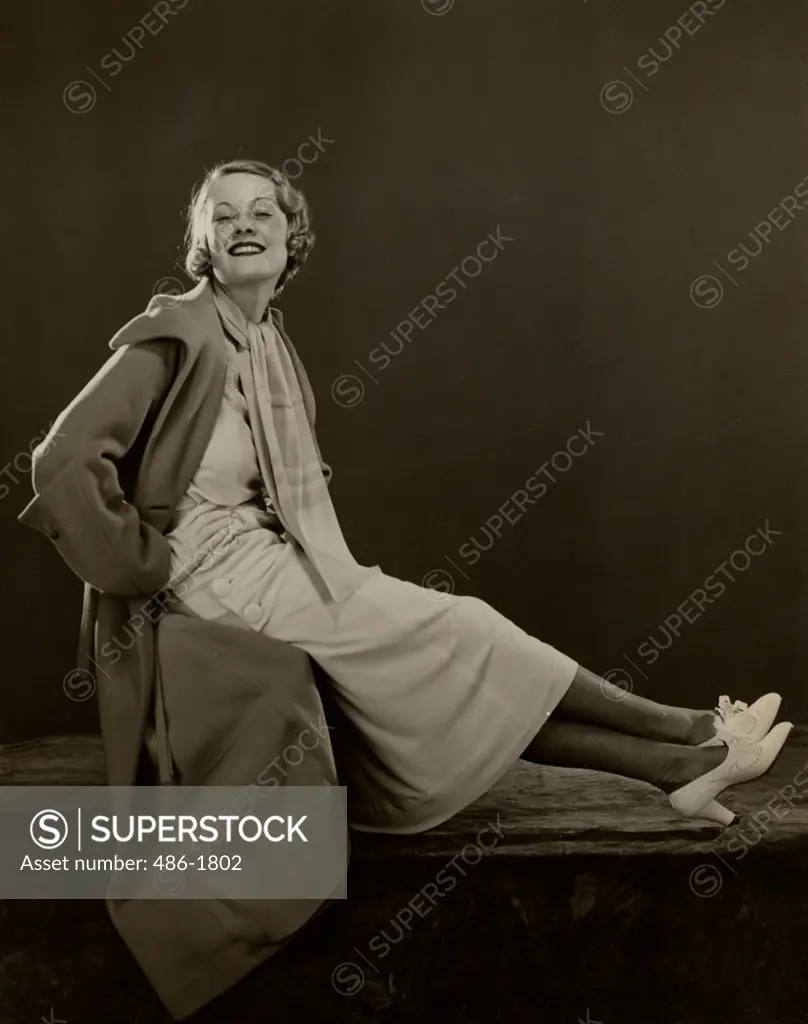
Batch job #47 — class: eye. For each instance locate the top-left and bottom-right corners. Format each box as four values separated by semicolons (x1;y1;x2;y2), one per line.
253;209;273;218
213;214;233;223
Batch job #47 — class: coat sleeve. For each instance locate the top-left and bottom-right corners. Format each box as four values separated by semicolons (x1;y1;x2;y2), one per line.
17;340;177;597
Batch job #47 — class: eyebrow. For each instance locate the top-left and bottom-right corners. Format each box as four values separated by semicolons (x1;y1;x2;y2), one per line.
212;196;277;209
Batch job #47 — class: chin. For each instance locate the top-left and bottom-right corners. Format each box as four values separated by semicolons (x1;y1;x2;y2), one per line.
220;258;286;287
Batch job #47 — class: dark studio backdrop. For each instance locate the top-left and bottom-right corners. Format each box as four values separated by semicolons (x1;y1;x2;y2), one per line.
2;0;806;745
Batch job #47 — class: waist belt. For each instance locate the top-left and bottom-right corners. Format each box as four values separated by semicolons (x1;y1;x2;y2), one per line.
174;489;282;527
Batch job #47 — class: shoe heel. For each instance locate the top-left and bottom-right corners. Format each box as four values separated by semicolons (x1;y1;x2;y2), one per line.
700;800;735;826
670;793;735;826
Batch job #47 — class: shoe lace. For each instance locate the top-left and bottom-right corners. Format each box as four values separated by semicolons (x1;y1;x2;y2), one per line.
715;695;748;720
712;696;757;747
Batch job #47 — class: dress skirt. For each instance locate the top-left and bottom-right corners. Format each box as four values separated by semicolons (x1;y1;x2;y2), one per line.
165;498;579;835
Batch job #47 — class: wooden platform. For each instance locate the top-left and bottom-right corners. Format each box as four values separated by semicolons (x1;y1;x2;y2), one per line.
2;730;808;1024
4;728;808;857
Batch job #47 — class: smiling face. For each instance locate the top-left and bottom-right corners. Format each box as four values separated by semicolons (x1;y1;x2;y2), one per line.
204;172;289;291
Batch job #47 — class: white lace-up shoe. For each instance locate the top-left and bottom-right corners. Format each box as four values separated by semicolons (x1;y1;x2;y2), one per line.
698;693;781;747
671;720;793;826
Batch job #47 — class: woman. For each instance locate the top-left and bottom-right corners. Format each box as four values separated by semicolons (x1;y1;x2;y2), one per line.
24;158;792;836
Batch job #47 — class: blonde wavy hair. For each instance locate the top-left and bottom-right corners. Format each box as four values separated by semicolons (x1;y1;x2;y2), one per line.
183;159;315;297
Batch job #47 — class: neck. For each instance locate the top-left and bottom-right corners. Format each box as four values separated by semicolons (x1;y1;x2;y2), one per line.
216;277;277;323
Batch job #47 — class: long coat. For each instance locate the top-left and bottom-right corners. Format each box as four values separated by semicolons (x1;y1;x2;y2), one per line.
17;278;350;1019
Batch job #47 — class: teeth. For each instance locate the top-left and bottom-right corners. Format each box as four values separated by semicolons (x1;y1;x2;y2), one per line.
230;245;263;254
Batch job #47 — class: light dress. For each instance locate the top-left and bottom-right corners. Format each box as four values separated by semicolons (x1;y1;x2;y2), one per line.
164;319;578;834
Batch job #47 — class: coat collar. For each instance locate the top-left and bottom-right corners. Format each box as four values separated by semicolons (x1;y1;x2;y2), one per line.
106;273;317;429
108;276;286;352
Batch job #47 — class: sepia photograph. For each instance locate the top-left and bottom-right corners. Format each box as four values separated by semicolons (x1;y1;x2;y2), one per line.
2;1;807;1021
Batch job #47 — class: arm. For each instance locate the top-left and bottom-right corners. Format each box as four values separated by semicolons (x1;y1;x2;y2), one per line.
18;340;178;597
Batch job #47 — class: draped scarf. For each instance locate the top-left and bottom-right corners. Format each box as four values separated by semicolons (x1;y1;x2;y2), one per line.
211;282;377;602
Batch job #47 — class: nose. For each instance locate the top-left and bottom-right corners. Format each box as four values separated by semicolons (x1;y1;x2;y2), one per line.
232;211;257;234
